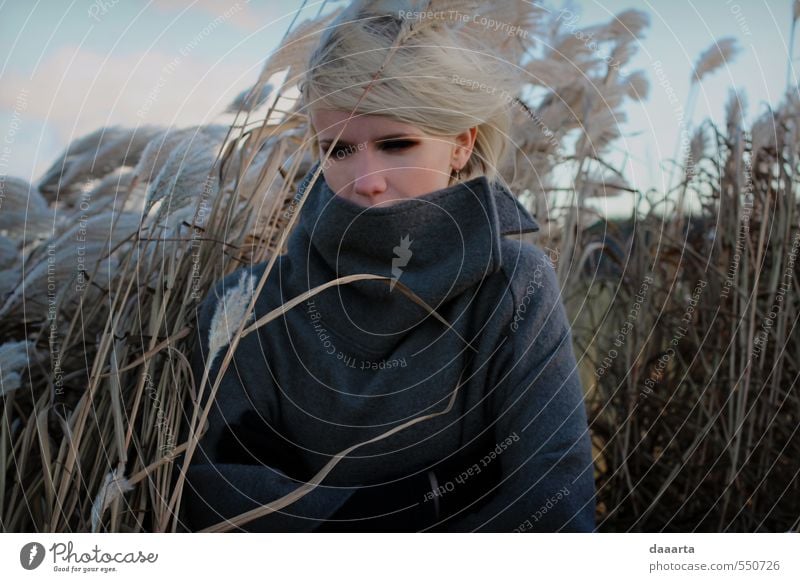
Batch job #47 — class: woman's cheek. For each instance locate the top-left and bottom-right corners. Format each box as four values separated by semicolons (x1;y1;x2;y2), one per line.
391;150;432;176
322;165;349;194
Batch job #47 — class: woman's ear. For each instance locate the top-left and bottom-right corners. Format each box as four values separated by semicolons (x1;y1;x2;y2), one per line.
453;126;477;169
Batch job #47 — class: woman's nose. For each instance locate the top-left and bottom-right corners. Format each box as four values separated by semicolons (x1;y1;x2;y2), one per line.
352;154;388;199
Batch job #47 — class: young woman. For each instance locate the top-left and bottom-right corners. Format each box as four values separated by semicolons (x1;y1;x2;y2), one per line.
179;1;595;532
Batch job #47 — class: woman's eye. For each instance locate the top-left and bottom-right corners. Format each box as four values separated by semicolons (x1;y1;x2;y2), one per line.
326;144;356;158
332;145;352;156
322;140;416;159
379;140;417;151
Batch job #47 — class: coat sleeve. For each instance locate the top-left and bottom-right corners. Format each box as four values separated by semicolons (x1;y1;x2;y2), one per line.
176;272;356;532
434;249;596;532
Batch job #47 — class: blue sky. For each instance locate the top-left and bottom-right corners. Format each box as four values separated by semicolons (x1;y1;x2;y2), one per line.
0;0;795;217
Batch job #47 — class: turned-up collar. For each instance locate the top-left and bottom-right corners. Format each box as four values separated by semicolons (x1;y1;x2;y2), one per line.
282;162;539;351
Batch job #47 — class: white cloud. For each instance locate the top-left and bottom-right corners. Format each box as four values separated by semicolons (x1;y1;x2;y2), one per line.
0;44;255;178
150;0;277;33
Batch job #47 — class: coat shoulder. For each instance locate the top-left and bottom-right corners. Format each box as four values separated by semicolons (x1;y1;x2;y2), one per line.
496;238;566;337
498;238;560;299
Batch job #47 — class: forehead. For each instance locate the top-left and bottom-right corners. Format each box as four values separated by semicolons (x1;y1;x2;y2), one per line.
310;109;424;140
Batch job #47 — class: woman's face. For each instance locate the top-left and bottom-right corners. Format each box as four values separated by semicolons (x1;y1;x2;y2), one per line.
310;108;476;207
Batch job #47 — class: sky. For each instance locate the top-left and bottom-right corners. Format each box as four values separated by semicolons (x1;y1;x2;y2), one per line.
0;0;795;218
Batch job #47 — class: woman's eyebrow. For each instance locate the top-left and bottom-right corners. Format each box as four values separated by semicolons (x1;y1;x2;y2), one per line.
318;138;354;147
374;133;420;142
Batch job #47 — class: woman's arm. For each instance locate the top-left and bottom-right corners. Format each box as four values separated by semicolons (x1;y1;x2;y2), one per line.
434;246;596;532
176;271;355;532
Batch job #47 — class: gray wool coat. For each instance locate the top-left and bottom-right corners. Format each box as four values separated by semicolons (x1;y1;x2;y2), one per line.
177;163;596;532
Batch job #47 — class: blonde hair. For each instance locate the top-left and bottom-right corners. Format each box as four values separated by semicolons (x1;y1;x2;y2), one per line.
299;0;523;184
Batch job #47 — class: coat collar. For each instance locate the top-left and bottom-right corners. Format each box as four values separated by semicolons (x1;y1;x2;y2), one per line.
281;162;539;351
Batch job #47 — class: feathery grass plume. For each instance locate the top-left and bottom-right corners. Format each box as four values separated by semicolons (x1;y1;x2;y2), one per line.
0;212;140;319
479;0;545;37
48;210;140;250
722;90;747;199
577;90;627;159
591;81;629;115
546;9;647;74
785;89;800;119
206;270;257;368
0;236;18;270
0;176;52;238
691;37;740;84
55;126;163;200
608;39;638;72
223;126;314;264
625;70;649;100
549;7;649;285
90;467;133;532
144;126;229;222
689;125;708;163
0;268;21;308
258;10;343;89
0;212;22;293
225;83;274;114
0;341;36;396
725;88;747;137
750;109;780;158
535;84;586;127
549;28;602;72
525;59;586;89
458;0;544;62
422;0;479;14
134;126;200;184
73;168;141;214
784;95;800;150
37;126;129;197
231;147;287;229
503;83;581;198
0;237;21;304
82;167;137;199
221;133;283;198
667;38;740;195
605;9;649;44
0;176;48;212
241;132;292;182
0;250;103;319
